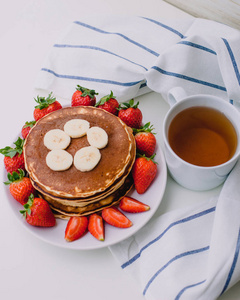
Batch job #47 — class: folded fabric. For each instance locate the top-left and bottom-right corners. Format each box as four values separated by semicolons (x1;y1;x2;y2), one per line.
35;15;240;105
110;159;240;299
35;15;240;299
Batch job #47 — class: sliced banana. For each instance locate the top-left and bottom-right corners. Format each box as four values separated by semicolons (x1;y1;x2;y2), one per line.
46;149;73;171
44;129;71;150
87;126;108;149
64;119;90;138
74;146;101;172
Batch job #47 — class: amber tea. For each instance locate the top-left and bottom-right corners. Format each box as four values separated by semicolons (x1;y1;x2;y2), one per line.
168;106;238;167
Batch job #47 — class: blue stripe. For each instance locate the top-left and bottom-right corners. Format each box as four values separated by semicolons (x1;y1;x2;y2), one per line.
220;227;240;295
40;68;142;87
121;207;215;269
152;66;227;91
178;41;216;55
143;246;210;296
175;280;206;300
74;20;159;57
141;16;185;38
222;38;240;85
53;44;148;71
140;82;147;88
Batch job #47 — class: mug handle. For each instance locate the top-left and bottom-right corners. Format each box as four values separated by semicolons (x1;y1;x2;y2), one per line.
167;87;187;107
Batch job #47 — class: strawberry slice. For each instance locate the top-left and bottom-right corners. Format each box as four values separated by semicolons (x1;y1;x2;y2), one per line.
119;196;150;213
102;207;132;228
65;216;88;242
88;213;105;241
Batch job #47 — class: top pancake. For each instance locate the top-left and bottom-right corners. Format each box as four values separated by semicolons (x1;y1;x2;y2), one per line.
24;106;134;198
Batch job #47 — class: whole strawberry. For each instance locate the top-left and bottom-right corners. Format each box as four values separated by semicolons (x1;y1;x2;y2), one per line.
132;154;157;194
71;85;98;107
0;137;25;173
95;91;119;115
133;122;156;157
4;169;35;205
118;99;142;128
21;120;36;139
20;194;56;227
33;92;62;121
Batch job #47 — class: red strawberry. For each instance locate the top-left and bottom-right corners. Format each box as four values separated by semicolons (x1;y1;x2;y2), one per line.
4;169;35;205
33;92;62;121
132;154;157;194
118;99;142;128
0;137;25;173
21;120;36;139
95;91;119;115
133;122;156;157
71;85;98;107
20;194;56;227
65;216;88;242
102;207;132;228
88;213;104;241
119;196;150;213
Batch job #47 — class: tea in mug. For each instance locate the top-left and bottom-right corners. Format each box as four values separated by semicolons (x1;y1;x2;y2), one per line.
168;106;238;167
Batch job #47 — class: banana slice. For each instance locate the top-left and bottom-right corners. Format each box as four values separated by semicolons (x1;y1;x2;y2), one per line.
74;146;101;172
46;149;73;171
87;126;108;149
64;119;90;138
44;129;71;150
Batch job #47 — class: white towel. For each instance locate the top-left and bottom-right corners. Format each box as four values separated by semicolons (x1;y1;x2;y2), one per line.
35;15;240;299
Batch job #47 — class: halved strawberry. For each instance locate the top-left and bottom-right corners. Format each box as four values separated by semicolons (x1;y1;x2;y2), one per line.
88;213;104;241
119;196;150;213
102;207;132;228
65;216;88;242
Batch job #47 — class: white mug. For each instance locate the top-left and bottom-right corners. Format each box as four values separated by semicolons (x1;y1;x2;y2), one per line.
163;87;240;191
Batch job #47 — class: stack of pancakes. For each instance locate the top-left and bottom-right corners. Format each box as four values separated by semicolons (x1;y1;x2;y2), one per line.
24;106;136;219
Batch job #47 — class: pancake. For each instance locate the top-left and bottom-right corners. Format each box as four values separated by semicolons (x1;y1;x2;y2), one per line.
30;126;136;207
41;175;134;218
24;106;134;198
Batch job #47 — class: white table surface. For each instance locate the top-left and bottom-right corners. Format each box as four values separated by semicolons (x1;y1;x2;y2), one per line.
0;1;239;299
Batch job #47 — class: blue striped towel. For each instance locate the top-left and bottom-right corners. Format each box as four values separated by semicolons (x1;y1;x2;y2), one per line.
35;15;240;299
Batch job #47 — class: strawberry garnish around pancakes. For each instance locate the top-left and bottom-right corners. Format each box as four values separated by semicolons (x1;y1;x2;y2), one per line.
0;137;25;174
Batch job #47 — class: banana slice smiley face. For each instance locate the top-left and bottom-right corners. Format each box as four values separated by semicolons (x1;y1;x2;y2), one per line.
43;119;108;172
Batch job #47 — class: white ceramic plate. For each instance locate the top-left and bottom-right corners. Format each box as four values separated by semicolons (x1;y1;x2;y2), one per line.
4;138;167;251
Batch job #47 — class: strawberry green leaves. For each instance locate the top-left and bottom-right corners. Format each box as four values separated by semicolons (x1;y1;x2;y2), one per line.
0;137;24;158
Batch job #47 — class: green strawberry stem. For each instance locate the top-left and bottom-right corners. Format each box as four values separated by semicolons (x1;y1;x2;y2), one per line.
118;98;139;110
76;85;98;99
20;193;34;217
0;137;24;158
133;122;156;134
136;153;158;164
23;120;36;128
4;169;25;185
34;92;56;109
95;90;115;106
